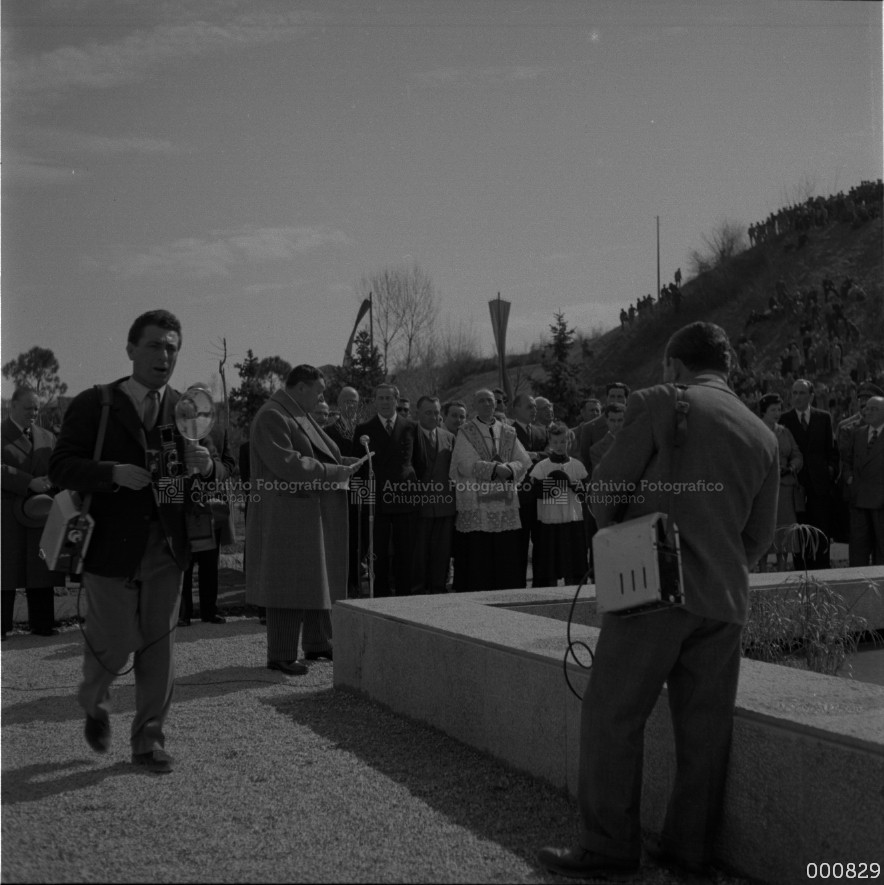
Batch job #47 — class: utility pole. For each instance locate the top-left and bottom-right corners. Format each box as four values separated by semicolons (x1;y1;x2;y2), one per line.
656;215;661;300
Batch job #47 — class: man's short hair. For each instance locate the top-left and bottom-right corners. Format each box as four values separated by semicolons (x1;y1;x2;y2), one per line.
548;421;569;438
11;386;38;403
603;402;626;417
512;392;534;409
792;378;814;396
416;395;440;410
375;383;399;398
442;400;466;416
474;388;494;401
665;322;731;373
286;364;324;387
605;382;630;397
584;397;601;407
127;310;182;347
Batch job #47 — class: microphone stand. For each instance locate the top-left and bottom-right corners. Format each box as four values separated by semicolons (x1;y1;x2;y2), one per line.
360;436;376;599
366;446;375;599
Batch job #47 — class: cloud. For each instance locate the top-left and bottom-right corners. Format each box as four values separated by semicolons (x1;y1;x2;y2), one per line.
414;65;546;88
106;225;348;279
6;9;314;98
32;127;178;155
0;151;85;186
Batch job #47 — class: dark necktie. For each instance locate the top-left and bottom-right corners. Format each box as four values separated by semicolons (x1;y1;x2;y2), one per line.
24;426;33;443
385;419;393;435
800;412;808;431
143;390;161;431
871;428;880;447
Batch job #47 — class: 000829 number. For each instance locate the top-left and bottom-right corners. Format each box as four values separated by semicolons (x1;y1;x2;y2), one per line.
807;863;881;879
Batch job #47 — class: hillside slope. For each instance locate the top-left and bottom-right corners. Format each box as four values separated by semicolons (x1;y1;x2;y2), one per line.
441;214;882;404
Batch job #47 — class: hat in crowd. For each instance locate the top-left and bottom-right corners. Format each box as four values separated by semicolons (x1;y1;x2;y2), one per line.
13;494;55;529
858;383;884;399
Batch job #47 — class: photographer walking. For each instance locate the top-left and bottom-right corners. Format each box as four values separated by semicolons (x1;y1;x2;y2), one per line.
49;310;227;774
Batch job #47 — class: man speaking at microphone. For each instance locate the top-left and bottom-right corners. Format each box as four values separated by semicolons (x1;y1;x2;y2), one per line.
246;365;360;672
50;310;227;774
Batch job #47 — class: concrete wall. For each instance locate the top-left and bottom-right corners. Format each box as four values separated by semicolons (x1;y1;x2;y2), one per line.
334;570;884;885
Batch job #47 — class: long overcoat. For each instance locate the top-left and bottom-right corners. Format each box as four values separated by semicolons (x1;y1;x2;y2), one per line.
245;389;349;609
1;419;64;590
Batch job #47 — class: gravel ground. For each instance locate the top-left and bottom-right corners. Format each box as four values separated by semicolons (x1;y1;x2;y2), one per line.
2;616;754;884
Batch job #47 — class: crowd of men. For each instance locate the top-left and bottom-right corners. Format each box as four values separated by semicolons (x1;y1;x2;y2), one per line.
4;310;881;879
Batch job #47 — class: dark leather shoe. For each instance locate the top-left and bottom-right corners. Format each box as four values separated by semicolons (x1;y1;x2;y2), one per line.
267;659;308;676
304;650;333;661
644;838;712;877
31;627;59;637
84;714;111;753
177;617;191;627
537;847;639;879
131;751;173;774
203;614;226;624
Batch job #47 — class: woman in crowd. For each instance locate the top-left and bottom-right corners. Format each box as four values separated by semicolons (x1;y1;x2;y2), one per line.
759;393;803;571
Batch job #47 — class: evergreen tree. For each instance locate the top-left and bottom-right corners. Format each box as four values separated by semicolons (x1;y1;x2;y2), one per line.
533;312;584;424
330;330;385;402
228;349;293;430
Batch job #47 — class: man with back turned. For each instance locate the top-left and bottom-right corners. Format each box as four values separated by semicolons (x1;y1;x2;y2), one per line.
539;322;778;878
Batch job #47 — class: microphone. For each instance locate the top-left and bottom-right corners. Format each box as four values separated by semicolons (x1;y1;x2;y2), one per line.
359;435;371;452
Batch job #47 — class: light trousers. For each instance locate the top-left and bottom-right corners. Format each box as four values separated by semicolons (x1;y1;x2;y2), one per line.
79;524;182;754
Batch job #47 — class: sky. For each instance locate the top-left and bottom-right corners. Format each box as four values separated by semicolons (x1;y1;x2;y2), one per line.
2;0;882;399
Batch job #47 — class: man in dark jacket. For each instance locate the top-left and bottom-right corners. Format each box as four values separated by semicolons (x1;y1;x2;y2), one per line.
779;378;840;569
49;310;227;774
353;383;417;596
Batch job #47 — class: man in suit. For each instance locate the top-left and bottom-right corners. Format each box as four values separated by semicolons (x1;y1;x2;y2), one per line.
246;365;359;671
577;383;630;467
442;401;467;436
833;383;883;544
540;322;778;879
510;393;548;587
178;426;237;626
49;310;227;774
2;387;63;638
354;383;418;596
410;396;456;593
779;378;839;569
570;398;601;456
844;395;884;566
325;386;365;597
588;402;625;474
534;397;554;432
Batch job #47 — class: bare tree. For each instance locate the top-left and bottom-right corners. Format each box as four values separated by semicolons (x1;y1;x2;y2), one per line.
357;262;440;374
686;219;747;277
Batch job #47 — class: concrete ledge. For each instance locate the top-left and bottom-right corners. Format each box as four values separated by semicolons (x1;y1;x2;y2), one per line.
333;568;884;885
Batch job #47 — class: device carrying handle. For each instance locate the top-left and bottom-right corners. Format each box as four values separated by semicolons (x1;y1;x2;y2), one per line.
665;385;690;545
78;384;114;520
